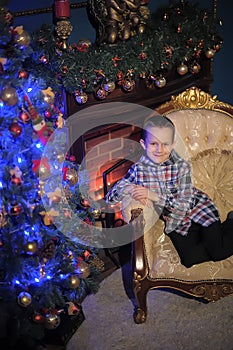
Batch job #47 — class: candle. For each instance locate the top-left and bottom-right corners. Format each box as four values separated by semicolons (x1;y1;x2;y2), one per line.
54;0;70;19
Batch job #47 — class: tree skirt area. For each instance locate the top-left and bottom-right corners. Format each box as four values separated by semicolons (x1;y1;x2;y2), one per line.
67;268;233;350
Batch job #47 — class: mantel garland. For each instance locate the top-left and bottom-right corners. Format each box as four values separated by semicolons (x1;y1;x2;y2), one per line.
18;1;224;103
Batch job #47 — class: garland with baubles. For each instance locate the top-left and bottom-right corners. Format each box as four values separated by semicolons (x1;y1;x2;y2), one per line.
6;1;223;106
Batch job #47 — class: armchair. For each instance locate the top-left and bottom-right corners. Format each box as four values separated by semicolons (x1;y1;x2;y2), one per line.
127;86;233;324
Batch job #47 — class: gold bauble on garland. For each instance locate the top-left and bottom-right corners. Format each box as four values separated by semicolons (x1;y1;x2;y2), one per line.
75;90;88;104
103;80;116;93
155;76;166;88
95;87;107;100
122;78;135;92
189;61;201;74
177;63;188;76
205;48;215;58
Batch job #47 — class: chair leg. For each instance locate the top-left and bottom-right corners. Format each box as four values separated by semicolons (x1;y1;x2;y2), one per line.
133;280;150;324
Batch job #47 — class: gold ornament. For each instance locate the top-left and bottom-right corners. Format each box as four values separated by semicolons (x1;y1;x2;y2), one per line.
122;79;135;92
38;180;45;197
177;63;188;76
66;301;80;315
65;168;79;186
155;76;166;88
56;152;65;163
39;209;59;226
189;61;201;74
47;188;62;204
1;86;18;106
103;80;116;93
91;208;101;219
75;90;88;105
205;48;215;59
214;43;221;52
18;291;32;307
76;261;91;278
0;206;7;228
39;163;51;180
25;241;37;254
15;30;31;48
69;275;80;289
44;313;61;329
95;87;107;100
41;87;55;106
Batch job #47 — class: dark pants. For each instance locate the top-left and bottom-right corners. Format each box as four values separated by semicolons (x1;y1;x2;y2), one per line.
168;219;233;268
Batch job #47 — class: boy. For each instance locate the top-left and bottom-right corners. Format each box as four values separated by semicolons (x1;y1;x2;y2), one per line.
106;115;233;268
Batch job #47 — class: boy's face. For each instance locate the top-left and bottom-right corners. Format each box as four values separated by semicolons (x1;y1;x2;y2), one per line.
140;126;174;164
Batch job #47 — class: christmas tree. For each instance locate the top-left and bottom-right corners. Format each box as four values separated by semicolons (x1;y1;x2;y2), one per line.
0;3;103;349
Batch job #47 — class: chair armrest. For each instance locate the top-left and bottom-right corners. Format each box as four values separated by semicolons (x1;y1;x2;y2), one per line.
130;208;148;278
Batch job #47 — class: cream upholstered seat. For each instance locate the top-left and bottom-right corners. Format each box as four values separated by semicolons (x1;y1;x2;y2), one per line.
126;86;233;324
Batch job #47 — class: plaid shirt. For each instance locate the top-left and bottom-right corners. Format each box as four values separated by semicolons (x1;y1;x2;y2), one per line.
106;150;219;236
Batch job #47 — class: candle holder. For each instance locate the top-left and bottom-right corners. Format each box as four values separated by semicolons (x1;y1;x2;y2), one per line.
54;0;72;50
55;19;73;50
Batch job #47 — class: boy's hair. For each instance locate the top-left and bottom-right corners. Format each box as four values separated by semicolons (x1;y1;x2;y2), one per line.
141;114;175;142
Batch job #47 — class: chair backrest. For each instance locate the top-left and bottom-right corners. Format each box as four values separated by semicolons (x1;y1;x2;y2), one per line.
156;86;233;221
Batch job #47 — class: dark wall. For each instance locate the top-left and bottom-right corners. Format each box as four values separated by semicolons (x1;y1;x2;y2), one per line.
8;0;233;104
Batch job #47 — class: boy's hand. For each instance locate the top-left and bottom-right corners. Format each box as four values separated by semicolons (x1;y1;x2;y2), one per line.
130;185;158;207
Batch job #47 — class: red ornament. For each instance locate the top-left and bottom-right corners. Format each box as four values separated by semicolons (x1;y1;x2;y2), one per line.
177;24;182;33
9;121;22;137
139;52;147;60
83;250;91;259
32;313;45;324
11;176;22;186
193;49;202;59
44;110;52;118
117;71;124;85
62;65;69;74
9;202;23;216
69;155;76;162
40;55;48;64
18;70;28;79
54;0;70;19
18;109;31;123
112;55;121;67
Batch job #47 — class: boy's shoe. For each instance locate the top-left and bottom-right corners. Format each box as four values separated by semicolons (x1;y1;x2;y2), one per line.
227;211;233;220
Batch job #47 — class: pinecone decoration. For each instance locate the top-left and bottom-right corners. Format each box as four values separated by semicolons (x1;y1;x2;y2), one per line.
90;255;105;272
39;239;56;259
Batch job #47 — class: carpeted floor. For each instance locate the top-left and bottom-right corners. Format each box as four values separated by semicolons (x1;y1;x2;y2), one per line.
66;267;233;350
